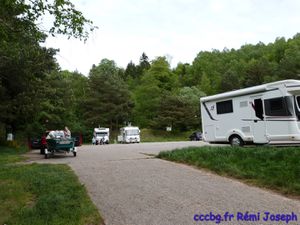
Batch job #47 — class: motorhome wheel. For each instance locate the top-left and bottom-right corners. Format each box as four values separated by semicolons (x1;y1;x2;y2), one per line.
229;135;244;147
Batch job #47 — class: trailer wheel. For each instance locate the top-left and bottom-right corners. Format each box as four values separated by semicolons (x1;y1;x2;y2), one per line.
229;135;244;147
73;152;76;157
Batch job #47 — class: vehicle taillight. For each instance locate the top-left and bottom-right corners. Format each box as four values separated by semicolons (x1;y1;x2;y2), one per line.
41;136;47;145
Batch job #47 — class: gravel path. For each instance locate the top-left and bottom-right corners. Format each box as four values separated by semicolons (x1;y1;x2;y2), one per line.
27;142;300;225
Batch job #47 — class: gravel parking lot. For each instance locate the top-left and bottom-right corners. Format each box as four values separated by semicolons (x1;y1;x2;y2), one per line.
27;142;300;225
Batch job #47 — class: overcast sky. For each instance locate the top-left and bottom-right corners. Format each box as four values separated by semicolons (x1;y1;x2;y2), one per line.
44;0;300;76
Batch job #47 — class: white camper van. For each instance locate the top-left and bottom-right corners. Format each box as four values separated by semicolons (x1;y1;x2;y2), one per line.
200;80;300;146
117;126;140;143
92;128;109;144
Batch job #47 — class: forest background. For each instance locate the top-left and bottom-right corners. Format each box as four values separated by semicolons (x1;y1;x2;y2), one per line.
1;0;300;142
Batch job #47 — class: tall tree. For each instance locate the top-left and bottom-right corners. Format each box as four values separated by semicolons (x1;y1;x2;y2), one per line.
133;57;178;127
220;59;246;92
243;58;274;87
0;0;95;140
174;63;193;87
277;35;300;79
124;61;138;80
153;94;201;131
138;52;151;72
153;86;205;131
84;59;133;131
200;73;212;95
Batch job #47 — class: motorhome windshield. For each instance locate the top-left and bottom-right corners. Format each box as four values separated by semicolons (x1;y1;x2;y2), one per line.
264;96;294;117
96;132;107;137
126;130;139;136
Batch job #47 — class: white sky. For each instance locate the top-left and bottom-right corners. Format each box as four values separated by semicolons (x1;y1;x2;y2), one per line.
44;0;300;76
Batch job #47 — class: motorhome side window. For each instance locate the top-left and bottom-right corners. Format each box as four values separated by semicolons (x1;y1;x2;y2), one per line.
216;100;233;114
294;96;300;120
264;97;293;116
254;99;264;120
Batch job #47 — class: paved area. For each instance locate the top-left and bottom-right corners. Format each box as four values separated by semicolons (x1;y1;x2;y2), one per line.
26;142;300;225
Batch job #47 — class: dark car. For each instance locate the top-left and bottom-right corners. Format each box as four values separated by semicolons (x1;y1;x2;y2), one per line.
189;132;202;141
73;133;83;147
29;133;48;154
29;137;42;149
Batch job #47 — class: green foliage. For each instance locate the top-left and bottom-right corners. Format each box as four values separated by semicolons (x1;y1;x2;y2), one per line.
13;70;89;137
0;146;26;165
125;61;139;80
278;39;300;79
243;58;274;87
192;50;224;93
141;129;192;142
0;0;96;41
138;52;151;73
200;73;212;95
133;57;178;127
0;0;94;141
158;146;300;196
190;34;300;96
84;59;133;130
153;93;201;131
2;0;300;142
125;53;150;82
152;84;205;131
220;59;245;92
148;57;178;91
174;63;193;87
133;76;161;127
178;86;205;104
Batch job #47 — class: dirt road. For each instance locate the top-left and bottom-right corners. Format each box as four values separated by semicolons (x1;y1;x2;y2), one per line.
27;142;300;225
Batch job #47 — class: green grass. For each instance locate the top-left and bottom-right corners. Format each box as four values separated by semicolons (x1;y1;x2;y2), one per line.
157;146;300;196
0;146;103;225
141;129;193;142
0;146;26;165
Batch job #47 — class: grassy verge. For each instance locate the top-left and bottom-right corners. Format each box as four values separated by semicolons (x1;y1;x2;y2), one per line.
157;146;300;196
0;146;103;225
141;129;193;142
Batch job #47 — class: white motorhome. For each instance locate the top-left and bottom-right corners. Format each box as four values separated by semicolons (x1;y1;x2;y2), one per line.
117;126;140;143
92;128;109;144
200;80;300;146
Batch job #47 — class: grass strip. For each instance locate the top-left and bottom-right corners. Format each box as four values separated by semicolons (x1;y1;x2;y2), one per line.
157;146;300;196
141;129;193;142
0;147;103;225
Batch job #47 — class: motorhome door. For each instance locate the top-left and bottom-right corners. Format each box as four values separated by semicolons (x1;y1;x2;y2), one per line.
250;96;269;144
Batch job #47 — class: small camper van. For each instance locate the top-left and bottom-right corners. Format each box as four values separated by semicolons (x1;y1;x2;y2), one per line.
92;127;109;144
117;126;140;143
200;80;300;146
